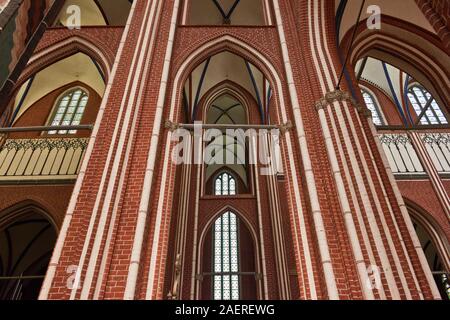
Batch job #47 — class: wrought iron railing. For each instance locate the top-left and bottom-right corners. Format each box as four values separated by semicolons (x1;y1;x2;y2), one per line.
421;133;450;173
379;133;424;174
0;137;89;181
379;130;450;176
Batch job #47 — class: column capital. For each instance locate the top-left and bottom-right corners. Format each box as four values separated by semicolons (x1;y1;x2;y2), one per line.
314;89;355;111
314;90;373;118
165;119;181;132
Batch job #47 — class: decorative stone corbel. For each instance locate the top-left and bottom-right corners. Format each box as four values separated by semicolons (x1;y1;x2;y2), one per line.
315;89;372;118
167;253;182;300
164;119;180;132
195;274;204;282
255;273;263;281
315;89;355;111
278;121;294;135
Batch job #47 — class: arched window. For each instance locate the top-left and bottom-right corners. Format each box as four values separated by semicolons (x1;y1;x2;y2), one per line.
213;211;240;300
48;88;88;135
408;84;448;125
361;88;384;126
215;172;237;196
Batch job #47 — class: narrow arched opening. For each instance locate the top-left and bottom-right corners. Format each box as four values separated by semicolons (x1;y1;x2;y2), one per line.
411;216;450;300
0;204;57;300
200;210;258;300
164;38;294;300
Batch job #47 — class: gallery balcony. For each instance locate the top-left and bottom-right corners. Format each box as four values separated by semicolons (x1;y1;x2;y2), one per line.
0;125;91;184
377;126;450;179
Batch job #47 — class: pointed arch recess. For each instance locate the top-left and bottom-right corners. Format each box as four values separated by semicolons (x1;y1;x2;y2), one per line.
404;199;450;272
197;205;262;300
155;34;311;301
17;36;112;90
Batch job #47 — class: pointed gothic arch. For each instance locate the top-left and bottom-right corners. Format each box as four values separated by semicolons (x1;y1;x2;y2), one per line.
197;206;261;300
169;35;286;129
164;34;298;300
18;36;112;88
0;201;58;300
5;51;106;130
405;200;450;270
405;199;450;299
342;15;450;112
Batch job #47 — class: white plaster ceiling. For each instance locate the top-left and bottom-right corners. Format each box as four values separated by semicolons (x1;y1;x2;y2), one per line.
207;93;247;124
188;0;265;25
336;0;435;42
184;51;266;120
57;0;131;26
13;53;105;123
356;57;406;101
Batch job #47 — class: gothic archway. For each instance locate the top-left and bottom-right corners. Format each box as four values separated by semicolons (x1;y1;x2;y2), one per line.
199;209;259;300
0;202;57;300
162;35;298;300
406;201;450;299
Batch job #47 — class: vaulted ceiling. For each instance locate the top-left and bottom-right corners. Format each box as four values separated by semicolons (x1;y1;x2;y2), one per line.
187;0;266;25
57;0;132;26
335;0;435;43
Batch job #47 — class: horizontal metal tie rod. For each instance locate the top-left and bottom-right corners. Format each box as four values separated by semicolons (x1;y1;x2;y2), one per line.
0;275;46;280
377;124;450;132
0;125;93;133
431;271;449;275
165;120;293;132
201;272;258;276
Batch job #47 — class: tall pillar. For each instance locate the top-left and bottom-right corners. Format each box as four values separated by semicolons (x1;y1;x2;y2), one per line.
39;0;179;300
277;0;441;299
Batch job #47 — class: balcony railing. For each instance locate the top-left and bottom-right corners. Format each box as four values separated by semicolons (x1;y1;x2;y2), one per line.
421;133;450;173
0;125;92;182
378;128;450;177
379;133;424;174
0;137;88;181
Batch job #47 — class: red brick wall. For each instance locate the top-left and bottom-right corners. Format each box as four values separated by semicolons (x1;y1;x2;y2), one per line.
0;184;74;228
4;0;444;301
398;179;450;242
416;0;450;49
10;81;101;139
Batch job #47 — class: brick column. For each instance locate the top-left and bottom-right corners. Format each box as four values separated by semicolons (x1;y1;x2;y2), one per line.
278;0;442;299
39;0;179;300
321;0;442;299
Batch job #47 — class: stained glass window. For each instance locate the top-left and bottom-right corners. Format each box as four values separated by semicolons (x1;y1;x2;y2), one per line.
408;85;448;125
213;211;240;300
361;88;384;126
215;172;236;196
49;88;88;134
